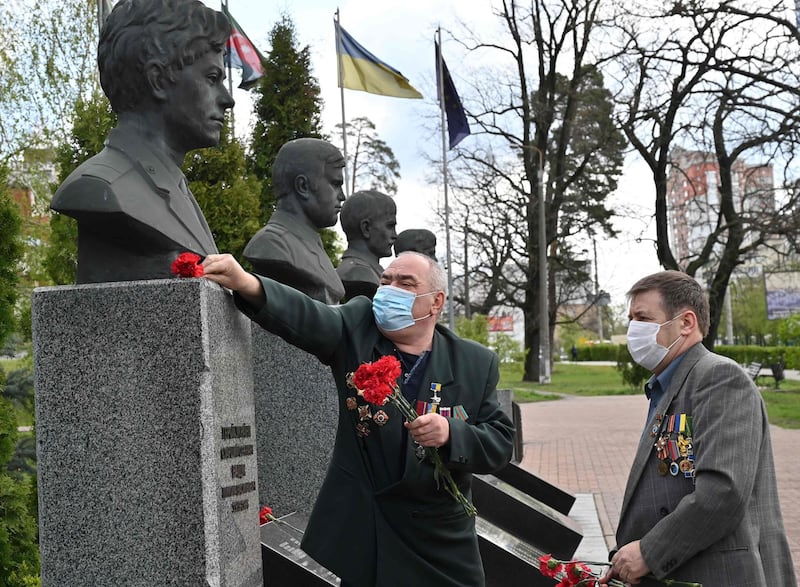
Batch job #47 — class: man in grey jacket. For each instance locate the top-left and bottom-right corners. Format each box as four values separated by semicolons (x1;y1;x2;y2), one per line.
601;270;795;586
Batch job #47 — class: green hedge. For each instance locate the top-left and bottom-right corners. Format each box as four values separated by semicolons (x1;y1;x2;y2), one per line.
713;345;799;369
572;343;619;361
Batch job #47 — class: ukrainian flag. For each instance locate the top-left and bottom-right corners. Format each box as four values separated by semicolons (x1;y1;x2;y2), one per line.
335;22;422;99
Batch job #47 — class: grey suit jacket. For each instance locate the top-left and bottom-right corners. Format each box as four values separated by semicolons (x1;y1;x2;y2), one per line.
615;343;796;586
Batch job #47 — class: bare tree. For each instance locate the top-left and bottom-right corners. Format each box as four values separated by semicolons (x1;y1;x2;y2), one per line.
610;0;800;346
440;0;625;381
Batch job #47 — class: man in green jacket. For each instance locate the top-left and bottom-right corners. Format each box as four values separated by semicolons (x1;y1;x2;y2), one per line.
204;251;514;587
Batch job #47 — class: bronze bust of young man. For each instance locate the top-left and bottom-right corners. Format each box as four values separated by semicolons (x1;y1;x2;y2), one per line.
243;138;346;304
336;190;397;301
394;228;437;261
51;0;234;284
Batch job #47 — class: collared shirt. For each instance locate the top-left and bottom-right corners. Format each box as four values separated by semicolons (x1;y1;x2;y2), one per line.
645;353;686;425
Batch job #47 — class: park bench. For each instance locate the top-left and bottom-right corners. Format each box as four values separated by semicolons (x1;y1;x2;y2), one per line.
746;361;785;389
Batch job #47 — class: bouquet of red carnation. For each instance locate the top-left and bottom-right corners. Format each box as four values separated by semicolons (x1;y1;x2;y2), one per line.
538;554;702;587
348;355;477;517
171;252;204;278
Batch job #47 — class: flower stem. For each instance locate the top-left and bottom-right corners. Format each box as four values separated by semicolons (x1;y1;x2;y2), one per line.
389;389;477;517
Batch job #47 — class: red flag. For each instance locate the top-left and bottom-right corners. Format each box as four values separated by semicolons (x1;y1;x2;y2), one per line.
222;6;265;90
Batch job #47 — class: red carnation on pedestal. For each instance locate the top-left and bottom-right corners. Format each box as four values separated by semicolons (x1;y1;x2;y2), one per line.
171;252;204;278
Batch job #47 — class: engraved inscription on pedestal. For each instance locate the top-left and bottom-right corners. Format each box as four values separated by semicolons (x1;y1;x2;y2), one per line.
220;424;258;516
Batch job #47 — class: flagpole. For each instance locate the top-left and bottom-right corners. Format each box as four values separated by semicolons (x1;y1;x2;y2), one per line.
335;9;351;197
437;28;455;331
223;0;235;140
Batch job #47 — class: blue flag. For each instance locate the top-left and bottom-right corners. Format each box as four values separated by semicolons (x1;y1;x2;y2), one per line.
436;41;470;149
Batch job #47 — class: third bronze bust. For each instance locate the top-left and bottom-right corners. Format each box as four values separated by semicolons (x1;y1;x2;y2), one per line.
243;138;346;304
394;228;437;261
51;0;234;284
336;190;398;301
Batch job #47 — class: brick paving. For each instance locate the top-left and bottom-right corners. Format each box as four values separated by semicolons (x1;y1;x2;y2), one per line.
517;393;800;579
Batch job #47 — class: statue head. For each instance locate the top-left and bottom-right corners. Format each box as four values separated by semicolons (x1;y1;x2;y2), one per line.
340;190;398;259
272;138;346;229
394;228;437;261
99;0;231;115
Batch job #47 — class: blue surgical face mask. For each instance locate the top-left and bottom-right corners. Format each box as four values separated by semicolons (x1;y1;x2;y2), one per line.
372;285;437;332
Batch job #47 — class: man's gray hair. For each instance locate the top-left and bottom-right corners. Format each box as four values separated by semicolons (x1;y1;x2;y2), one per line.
398;251;447;296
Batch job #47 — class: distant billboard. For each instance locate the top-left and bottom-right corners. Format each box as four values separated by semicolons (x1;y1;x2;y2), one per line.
488;315;514;332
765;271;800;319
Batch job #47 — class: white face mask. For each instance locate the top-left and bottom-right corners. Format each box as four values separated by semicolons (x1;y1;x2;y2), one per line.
626;315;684;372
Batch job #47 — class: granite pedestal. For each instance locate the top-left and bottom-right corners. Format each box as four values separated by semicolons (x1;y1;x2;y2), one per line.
251;329;338;515
33;279;262;586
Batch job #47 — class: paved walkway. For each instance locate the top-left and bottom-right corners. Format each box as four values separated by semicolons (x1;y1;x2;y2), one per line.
517;393;800;578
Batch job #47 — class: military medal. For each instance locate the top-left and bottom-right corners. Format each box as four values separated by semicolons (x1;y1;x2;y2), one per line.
373;410;388;426
358;405;372;421
429;383;442;413
346;397;357;410
414;442;426;460
355;422;370;437
658;461;669;476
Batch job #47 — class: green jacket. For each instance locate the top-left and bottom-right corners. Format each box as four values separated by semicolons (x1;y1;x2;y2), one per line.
238;276;514;587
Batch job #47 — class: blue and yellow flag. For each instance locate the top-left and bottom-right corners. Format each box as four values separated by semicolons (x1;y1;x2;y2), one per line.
335;22;422;99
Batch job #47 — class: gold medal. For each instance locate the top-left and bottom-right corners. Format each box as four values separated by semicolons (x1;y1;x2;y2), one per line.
658;461;669;476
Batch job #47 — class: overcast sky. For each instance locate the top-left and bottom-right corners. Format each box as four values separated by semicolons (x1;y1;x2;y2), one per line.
203;0;662;305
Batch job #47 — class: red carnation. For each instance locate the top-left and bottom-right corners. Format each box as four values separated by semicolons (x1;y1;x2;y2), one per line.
538;554;563;578
259;505;274;525
171;252;204;277
352;356;401;406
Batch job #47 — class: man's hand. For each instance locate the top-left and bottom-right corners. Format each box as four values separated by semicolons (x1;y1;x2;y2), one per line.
599;541;649;585
405;413;450;448
202;254;264;308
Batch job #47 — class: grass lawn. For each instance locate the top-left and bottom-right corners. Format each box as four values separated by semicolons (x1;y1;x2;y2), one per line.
499;361;636;402
501;361;800;429
0;357;26;373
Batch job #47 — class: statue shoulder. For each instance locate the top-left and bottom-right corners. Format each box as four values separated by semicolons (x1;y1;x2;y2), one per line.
52;147;134;213
243;222;296;263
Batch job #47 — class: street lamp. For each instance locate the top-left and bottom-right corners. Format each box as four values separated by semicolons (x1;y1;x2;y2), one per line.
516;143;550;384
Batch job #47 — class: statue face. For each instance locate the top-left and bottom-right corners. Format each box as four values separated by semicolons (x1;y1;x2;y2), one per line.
303;163;345;228
367;211;398;259
161;49;234;154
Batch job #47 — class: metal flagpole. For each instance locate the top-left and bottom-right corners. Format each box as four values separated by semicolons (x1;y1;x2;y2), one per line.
335;9;351;197
437;27;455;330
223;0;235;139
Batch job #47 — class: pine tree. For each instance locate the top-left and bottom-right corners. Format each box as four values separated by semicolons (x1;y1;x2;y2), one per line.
0;163;21;343
45;89;116;285
184;121;261;262
248;14;324;226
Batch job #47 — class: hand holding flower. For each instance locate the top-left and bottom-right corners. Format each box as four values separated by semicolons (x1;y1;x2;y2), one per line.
406;413;450;448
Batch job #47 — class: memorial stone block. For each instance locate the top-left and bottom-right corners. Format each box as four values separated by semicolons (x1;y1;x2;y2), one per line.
33;279;262;586
251;329;338;515
473;474;582;560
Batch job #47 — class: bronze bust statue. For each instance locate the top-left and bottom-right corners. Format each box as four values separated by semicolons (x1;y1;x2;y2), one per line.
243;138;346;304
51;0;234;284
336;190;397;301
394;228;437;261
